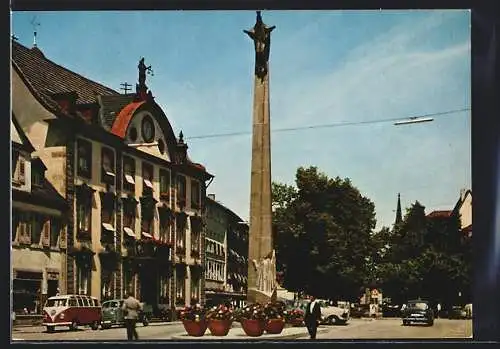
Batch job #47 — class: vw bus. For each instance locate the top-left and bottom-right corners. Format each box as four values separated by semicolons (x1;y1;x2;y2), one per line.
42;295;102;332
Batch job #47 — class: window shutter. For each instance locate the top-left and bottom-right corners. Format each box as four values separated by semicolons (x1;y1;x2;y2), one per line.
41;219;50;247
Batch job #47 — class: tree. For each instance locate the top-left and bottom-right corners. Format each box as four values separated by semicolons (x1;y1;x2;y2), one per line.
272;166;377;301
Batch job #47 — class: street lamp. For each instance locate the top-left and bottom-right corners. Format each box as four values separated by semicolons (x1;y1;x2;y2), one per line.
394;117;434;126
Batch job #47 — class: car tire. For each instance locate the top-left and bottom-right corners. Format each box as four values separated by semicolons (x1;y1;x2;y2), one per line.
101;324;111;330
46;326;55;333
402;320;408;326
91;321;99;330
328;316;338;325
69;320;78;331
427;320;434;326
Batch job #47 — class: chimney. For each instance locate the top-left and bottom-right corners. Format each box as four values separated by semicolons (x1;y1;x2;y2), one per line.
207;194;216;200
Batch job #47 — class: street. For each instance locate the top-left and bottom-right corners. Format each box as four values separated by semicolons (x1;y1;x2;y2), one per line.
11;318;472;341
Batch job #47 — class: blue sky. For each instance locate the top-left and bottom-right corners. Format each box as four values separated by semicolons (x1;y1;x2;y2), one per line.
11;10;471;230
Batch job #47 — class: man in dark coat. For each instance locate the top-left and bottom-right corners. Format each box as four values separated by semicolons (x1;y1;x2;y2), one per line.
304;295;322;339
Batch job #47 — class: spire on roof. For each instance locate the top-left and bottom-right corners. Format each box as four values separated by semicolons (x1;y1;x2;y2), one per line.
30;16;40;48
395;193;403;226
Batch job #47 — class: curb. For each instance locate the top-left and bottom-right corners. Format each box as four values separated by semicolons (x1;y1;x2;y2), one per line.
170;327;329;341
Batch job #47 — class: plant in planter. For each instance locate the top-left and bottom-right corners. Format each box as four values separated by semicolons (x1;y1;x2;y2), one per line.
179;304;208;337
263;302;286;334
239;303;267;337
284;308;305;327
206;304;233;336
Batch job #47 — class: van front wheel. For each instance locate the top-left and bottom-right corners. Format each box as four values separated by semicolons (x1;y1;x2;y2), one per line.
69;321;78;331
91;321;99;330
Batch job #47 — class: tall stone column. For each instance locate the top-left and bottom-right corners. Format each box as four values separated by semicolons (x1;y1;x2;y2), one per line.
244;11;276;304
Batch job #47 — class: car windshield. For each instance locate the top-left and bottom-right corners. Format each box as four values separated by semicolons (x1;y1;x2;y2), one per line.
407;302;428;310
45;298;67;307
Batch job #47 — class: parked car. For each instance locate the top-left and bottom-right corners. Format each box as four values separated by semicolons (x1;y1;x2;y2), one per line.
448;305;467;319
100;299;152;329
382;303;401;317
401;300;434;326
317;299;350;325
42;295;101;332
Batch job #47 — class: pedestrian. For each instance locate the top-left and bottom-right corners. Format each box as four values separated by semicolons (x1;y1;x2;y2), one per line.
304;296;321;339
122;292;142;341
436;303;441;319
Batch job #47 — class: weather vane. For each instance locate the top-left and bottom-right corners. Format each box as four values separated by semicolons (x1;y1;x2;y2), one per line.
30;16;41;47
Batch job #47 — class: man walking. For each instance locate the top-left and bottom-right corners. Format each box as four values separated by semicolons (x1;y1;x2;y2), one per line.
122;292;142;341
304;296;321;339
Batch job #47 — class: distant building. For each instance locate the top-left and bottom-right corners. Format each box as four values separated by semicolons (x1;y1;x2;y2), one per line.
11;39;213;314
426;188;472;238
11;114;68;315
204;195;248;308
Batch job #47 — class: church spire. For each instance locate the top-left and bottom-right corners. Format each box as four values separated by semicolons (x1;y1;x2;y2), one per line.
395;193;403;226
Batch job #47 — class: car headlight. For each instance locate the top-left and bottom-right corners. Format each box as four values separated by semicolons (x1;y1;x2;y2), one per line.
59;313;65;319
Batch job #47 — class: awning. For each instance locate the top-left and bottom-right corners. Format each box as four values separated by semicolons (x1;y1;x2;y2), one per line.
144;179;153;189
102;223;115;232
142;232;153;239
124;227;136;238
125;174;135;184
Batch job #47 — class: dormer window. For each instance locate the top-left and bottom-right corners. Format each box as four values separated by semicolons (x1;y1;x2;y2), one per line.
12;151;26;186
101;147;115;185
77;139;92;179
32;170;43;186
123;156;135;192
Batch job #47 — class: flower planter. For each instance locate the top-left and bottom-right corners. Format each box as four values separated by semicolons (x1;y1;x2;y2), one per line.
182;319;208;337
241;319;265;337
208;319;231;336
265;318;285;334
290;318;304;327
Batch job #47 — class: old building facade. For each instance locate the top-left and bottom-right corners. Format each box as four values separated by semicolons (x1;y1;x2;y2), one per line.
204;195;248;308
11;114;68;315
11;40;212;314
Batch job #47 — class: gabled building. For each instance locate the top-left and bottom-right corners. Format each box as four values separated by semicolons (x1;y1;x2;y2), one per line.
11;39;213;314
11;113;68;315
204;194;248;308
426;188;472;238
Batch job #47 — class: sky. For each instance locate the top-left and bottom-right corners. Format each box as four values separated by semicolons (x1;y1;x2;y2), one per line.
11;10;471;230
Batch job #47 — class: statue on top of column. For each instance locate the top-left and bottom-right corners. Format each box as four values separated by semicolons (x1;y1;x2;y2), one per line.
244;11;276;81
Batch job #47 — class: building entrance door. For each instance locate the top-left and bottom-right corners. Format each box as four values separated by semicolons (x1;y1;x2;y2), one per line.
140;265;158;306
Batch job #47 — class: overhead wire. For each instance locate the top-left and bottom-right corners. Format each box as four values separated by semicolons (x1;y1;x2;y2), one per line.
185;107;471;140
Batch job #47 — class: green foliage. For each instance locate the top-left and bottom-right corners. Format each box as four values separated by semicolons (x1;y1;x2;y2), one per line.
272;166;376;302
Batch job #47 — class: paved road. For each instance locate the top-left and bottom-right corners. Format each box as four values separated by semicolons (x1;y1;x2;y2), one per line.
312;318;473;340
11;318;472;341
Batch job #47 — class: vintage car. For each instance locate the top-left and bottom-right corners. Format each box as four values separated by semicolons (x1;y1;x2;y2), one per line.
448;305;467;319
100;299;152;329
401;300;434;326
42;295;101;332
317;299;350;325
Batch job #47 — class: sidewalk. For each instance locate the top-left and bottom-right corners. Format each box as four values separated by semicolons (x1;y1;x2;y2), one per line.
170;326;330;340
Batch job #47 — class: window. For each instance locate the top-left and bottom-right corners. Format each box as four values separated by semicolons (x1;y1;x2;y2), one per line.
123;211;135;230
177;175;186;207
123;156;135;192
142;162;154;195
32;169;43;186
77;200;91;238
77;267;90;295
191;277;199;301
142;218;153;236
12;151;26;185
176;277;185;305
41;218;50;247
191;180;200;209
159;215;170;243
50;219;60;248
69;298;77;307
77;139;92;178
160;169;170;200
101;147;115;184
